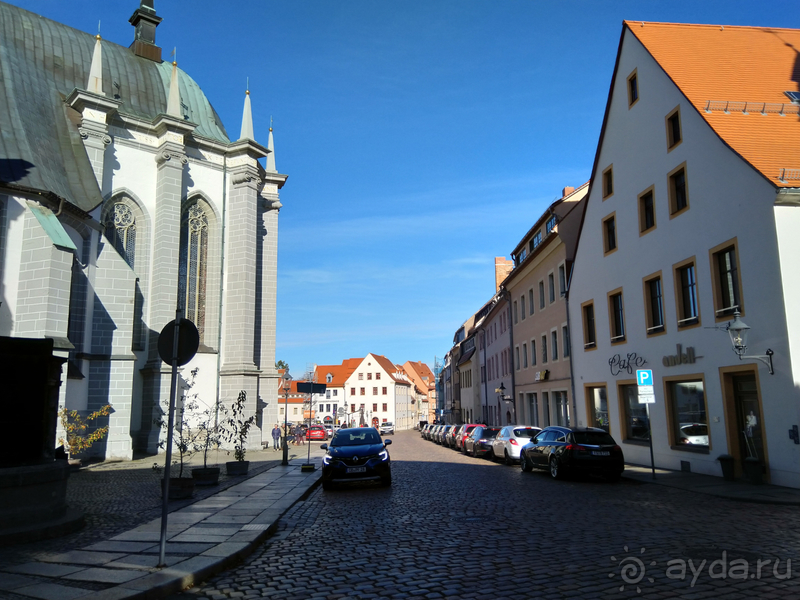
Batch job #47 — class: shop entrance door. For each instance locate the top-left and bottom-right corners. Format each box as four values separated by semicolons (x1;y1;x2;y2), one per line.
732;374;765;472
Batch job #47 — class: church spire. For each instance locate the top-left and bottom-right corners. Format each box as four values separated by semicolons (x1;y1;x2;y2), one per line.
239;85;254;141
87;33;104;95
266;119;276;172
166;51;181;117
128;0;163;61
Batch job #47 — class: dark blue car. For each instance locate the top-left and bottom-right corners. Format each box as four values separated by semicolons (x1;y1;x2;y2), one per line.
320;427;392;490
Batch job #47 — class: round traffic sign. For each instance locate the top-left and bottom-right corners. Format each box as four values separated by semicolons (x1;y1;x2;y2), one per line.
158;319;200;366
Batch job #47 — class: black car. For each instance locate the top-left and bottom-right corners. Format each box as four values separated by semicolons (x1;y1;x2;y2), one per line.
320;427;392;490
519;426;624;481
464;426;501;458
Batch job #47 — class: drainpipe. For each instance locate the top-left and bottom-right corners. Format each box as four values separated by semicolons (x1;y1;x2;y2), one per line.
500;286;516;425
564;274;579;427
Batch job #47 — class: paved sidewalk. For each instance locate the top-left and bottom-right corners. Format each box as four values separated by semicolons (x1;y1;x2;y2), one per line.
623;463;800;505
0;445;324;600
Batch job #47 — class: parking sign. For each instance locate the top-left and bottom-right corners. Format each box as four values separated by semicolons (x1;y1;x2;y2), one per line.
636;369;653;386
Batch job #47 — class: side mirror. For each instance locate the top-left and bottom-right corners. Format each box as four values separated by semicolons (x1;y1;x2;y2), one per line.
320;444;328;450
384;439;392;446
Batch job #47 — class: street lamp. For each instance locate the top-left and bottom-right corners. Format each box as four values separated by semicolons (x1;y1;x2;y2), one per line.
281;371;292;466
726;311;774;375
496;383;516;425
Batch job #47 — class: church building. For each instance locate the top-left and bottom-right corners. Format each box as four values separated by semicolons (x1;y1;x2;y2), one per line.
0;1;287;458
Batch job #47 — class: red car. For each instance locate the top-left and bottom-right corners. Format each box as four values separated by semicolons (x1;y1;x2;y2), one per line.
306;425;328;441
455;424;485;452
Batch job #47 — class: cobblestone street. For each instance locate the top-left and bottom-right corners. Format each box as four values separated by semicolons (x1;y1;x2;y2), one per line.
164;430;800;599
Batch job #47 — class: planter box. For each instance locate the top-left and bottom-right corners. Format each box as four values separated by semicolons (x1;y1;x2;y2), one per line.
225;461;250;476
160;477;195;499
191;467;220;486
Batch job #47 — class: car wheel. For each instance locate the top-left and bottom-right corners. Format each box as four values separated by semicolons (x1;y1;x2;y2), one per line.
471;446;477;458
505;450;513;466
549;457;564;480
521;453;532;472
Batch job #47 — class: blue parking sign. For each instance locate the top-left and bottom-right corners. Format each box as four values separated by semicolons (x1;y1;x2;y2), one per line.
636;369;653;386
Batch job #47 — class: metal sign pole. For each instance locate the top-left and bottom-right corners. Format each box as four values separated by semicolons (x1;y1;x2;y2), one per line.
646;403;655;480
158;309;182;567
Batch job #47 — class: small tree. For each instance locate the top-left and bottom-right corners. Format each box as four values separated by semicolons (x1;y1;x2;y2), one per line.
59;404;112;456
154;368;201;478
222;390;257;462
193;400;223;468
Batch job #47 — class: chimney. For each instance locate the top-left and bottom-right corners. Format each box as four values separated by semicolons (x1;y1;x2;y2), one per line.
129;0;163;61
495;257;513;292
562;186;575;197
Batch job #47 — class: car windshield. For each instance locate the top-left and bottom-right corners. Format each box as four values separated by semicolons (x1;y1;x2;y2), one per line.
331;430;382;446
572;431;617;445
514;428;538;437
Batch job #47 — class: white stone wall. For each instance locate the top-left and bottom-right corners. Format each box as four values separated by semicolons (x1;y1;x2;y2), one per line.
568;29;800;487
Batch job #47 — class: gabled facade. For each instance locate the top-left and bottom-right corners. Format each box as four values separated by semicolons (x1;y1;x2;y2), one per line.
568;22;800;487
311;359;360;425
403;360;437;425
501;184;588;428
342;354;412;428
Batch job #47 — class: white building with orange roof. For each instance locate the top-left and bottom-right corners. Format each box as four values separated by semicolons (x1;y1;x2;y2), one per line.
311;359;360;426
341;353;413;429
568;21;800;487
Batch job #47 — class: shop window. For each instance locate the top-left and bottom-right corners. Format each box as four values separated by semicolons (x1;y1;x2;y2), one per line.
554;391;570;427
528;393;539;427
619;383;649;442
587;386;609;432
542;392;551;427
666;379;708;450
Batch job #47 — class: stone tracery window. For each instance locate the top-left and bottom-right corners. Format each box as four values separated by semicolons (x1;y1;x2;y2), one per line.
178;202;209;341
104;201;136;268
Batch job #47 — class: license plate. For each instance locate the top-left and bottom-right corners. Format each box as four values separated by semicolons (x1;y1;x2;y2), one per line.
592;451;610;456
347;466;366;474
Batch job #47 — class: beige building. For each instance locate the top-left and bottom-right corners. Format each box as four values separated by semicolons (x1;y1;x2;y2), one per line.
500;184;588;427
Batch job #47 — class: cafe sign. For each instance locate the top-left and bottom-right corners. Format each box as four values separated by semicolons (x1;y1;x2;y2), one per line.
534;370;549;382
662;344;700;367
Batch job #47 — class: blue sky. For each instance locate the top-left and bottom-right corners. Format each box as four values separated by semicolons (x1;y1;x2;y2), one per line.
9;0;800;376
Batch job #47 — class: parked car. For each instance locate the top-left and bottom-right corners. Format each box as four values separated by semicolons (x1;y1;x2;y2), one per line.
422;424;433;439
324;425;334;438
520;426;624;481
464;426;501;458
436;425;452;445
455;424;484;452
444;425;460;448
491;426;542;465
380;422;395;435
320;427;392;490
306;425;328;441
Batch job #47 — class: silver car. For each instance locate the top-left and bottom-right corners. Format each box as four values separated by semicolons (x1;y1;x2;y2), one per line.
491;425;542;465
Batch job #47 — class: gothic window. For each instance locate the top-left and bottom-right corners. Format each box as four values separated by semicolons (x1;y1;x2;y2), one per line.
104;202;136;268
178;202;209;341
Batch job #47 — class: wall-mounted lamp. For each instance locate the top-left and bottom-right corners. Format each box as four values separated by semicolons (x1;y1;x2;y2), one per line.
727;311;774;375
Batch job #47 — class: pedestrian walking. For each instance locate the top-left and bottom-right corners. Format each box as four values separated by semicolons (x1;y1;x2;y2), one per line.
293;424;301;446
271;424;281;451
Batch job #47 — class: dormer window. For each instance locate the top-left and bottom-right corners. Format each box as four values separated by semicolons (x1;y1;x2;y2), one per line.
326;373;333;383
546;215;557;234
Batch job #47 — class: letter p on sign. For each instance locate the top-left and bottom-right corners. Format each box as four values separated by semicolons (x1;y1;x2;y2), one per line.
636;369;653;386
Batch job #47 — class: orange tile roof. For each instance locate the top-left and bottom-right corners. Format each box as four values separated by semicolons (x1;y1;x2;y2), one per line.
626;21;800;187
314;361;359;386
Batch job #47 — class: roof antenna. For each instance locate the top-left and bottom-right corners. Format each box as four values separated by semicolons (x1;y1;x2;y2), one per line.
720;25;724;31
641;21;644;27
98;20;101;35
